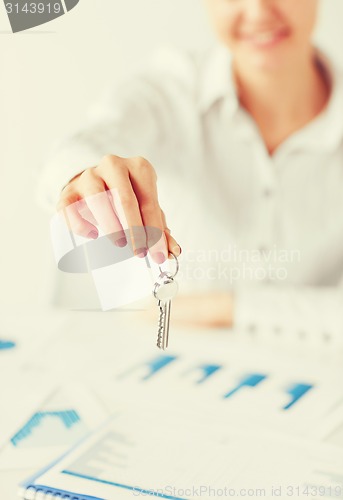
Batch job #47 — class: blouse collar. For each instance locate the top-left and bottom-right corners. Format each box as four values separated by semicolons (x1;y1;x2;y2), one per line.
199;43;343;152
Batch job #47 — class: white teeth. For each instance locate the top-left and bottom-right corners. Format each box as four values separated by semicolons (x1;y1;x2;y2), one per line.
240;29;286;45
254;32;277;43
250;31;280;45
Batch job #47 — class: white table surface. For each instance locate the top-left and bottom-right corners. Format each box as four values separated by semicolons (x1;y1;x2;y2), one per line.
1;306;343;499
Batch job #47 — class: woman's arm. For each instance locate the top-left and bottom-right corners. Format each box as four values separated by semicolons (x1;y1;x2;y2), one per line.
36;75;168;211
158;283;343;347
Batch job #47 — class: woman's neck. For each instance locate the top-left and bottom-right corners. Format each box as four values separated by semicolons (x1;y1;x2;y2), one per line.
232;48;331;154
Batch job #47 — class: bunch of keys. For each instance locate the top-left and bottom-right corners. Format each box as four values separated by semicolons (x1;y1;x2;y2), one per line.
152;252;179;350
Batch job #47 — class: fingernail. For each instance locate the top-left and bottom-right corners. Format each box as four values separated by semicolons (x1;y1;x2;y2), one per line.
134;247;148;258
153;252;166;264
115;237;127;247
88;230;98;239
172;245;182;256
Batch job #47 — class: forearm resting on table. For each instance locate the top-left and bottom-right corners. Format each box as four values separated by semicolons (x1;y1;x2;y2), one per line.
141;292;234;329
141;284;343;343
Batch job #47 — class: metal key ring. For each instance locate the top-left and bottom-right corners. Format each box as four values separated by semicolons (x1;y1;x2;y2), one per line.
158;251;179;279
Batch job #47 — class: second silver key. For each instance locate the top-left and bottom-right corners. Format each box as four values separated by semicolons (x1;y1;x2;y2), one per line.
154;278;178;350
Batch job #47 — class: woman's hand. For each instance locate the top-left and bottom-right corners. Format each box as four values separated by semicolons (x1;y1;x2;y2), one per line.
141;292;233;329
56;155;181;264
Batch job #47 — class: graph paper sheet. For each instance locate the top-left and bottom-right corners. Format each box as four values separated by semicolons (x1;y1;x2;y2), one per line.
20;406;343;500
0;383;107;471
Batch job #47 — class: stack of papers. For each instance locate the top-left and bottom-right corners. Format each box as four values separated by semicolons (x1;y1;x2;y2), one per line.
1;309;343;499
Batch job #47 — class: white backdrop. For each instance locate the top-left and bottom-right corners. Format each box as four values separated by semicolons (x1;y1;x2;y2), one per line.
0;0;342;309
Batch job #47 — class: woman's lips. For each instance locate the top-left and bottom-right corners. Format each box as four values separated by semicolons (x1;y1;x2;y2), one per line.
239;28;289;48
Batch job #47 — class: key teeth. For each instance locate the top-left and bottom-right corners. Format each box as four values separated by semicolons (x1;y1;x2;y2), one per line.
154;275;176;350
157;305;166;349
156;334;164;349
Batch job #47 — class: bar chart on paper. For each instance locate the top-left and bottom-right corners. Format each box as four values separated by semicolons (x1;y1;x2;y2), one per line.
111;352;318;407
91;340;343;440
21;408;343;500
0;384;107;470
11;409;85;448
0;338;16;350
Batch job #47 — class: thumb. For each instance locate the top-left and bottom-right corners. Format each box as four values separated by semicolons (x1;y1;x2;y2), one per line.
160;209;182;258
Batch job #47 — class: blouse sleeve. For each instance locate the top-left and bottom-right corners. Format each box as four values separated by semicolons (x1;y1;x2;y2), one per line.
35;72;172;211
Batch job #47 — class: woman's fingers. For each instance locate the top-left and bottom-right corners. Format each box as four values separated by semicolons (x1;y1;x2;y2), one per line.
77;198;98;227
165;229;182;259
57;187;99;239
56;154;181;265
160;209;182;258
78;169;126;247
99;155;147;257
128;157;168;264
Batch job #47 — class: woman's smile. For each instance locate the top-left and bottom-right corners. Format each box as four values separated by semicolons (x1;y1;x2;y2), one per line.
238;27;290;49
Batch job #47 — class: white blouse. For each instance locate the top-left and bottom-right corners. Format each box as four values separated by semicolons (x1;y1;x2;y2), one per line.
37;43;343;346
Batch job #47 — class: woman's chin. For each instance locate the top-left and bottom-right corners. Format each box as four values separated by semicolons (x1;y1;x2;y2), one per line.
238;49;290;73
251;57;285;72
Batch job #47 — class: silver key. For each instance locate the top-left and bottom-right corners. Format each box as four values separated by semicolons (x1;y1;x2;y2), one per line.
153;276;178;350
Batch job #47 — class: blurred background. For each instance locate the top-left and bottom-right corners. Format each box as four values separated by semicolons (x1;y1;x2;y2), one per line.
1;0;343;310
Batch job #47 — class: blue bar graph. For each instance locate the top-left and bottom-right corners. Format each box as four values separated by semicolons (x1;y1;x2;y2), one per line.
11;409;81;447
184;364;222;384
224;373;267;399
0;339;16;350
283;383;313;410
118;354;177;381
118;355;317;411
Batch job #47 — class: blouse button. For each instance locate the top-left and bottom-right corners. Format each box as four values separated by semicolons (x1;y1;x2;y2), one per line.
263;188;273;198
